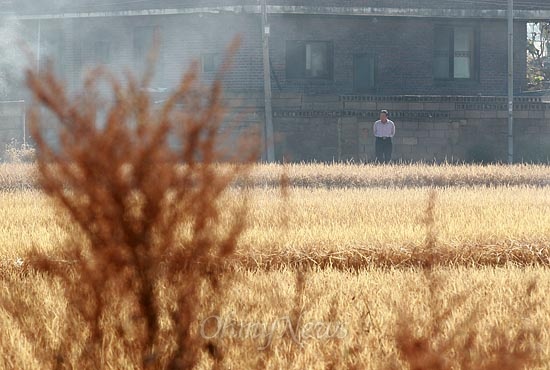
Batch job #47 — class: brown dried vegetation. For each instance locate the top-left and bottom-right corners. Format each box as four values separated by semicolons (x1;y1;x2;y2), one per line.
0;38;260;369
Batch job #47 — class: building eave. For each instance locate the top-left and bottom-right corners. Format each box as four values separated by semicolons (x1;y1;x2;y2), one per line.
5;5;550;21
274;6;550;21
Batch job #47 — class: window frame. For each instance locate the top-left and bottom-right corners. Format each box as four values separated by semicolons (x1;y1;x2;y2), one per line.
201;52;223;73
132;25;164;86
133;26;160;60
353;53;377;93
285;40;334;81
92;40;111;65
433;24;480;82
39;27;65;77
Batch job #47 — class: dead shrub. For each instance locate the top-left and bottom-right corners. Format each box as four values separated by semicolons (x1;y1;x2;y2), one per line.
1;37;260;369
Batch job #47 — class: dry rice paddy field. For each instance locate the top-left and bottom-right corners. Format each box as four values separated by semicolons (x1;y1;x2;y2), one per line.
1;163;550;369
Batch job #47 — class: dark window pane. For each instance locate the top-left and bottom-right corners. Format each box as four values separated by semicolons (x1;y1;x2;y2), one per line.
286;41;304;79
202;53;222;73
40;29;64;76
286;41;332;80
93;41;110;64
134;28;149;60
134;26;157;60
434;26;478;81
354;54;375;92
305;42;329;78
434;28;451;79
133;26;163;86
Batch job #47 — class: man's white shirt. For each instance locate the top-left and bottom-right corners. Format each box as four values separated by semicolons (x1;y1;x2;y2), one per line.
373;120;395;138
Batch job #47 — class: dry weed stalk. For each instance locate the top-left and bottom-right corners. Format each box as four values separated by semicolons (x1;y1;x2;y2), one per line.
4;37;260;369
393;274;543;370
393;190;543;370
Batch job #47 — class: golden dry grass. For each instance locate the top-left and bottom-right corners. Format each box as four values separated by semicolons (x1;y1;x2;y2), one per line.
1;163;550;368
247;162;550;188
236;185;550;268
0;163;38;190
2;184;549;268
2;162;550;190
0;265;548;369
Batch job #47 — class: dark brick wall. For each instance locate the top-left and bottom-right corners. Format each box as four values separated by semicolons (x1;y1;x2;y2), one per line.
270;94;550;163
269;15;527;96
21;14;264;93
2;93;549;164
21;13;527;97
9;11;545;163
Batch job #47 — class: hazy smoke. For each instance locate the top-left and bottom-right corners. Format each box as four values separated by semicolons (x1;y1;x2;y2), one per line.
0;18;26;98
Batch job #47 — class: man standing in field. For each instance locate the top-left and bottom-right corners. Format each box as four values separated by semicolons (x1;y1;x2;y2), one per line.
373;109;395;164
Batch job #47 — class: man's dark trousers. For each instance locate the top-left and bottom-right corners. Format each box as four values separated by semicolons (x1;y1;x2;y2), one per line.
375;136;392;164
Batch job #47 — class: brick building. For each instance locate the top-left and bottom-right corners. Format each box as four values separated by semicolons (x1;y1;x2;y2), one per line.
2;1;550;162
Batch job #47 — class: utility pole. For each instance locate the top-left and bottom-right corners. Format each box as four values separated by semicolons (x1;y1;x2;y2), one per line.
22;109;26;147
261;0;275;162
507;0;514;164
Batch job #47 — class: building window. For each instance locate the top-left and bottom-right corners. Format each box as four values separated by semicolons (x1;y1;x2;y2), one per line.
434;26;478;80
133;26;159;61
40;29;64;76
202;53;222;73
133;25;164;85
93;40;111;65
286;41;333;79
353;54;376;93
